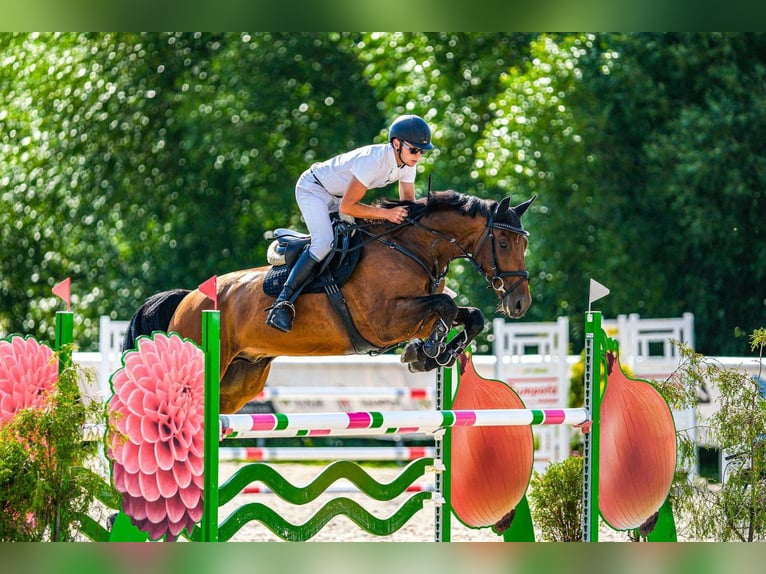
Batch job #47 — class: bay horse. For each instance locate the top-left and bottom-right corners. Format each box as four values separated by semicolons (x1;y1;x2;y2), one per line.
123;190;535;413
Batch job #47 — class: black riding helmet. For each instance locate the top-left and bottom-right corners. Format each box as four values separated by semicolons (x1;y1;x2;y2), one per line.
388;115;434;150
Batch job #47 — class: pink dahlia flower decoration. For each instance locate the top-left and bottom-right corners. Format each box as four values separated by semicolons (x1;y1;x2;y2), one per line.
0;336;58;427
106;333;205;541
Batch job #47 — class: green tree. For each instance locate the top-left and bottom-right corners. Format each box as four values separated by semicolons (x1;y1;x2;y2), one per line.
3;33;766;357
1;33;383;348
641;33;766;354
1;33;198;344
477;33;618;348
478;32;766;355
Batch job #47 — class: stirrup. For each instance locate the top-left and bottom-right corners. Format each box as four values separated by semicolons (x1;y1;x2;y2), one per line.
265;300;297;332
267;300;296;315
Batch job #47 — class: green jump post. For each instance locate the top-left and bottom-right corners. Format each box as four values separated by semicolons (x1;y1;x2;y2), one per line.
54;310;74;374
582;311;603;542
201;309;221;542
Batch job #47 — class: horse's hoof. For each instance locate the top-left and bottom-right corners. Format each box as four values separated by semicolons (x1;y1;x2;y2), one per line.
407;362;426;373
407;358;438;373
401;339;424;363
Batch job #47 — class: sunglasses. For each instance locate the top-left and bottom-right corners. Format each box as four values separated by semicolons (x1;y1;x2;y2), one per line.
402;142;425;155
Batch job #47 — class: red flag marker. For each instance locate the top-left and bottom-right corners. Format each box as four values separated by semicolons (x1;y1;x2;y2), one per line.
198;275;218;310
52;277;71;311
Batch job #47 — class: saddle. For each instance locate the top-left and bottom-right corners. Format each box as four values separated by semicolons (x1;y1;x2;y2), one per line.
262;216;379;354
262;216;362;297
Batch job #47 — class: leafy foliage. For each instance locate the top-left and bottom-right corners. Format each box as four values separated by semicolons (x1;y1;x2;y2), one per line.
0;355;109;541
672;329;766;541
528;454;583;541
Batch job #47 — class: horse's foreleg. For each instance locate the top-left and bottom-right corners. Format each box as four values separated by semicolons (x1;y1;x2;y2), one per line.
219;356;274;414
402;306;484;372
399;294;455;372
422;317;449;358
434;306;484;366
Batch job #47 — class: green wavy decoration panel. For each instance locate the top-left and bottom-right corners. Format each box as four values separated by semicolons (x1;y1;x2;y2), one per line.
217;492;432;541
218;458;434;505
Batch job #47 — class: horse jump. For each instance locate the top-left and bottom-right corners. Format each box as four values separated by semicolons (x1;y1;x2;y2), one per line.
7;282;677;542
191;309;596;542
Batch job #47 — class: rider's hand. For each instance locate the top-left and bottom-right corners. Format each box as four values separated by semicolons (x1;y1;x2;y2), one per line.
385;206;408;224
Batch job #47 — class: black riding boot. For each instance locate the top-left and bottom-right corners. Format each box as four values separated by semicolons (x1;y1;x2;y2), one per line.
265;250;320;333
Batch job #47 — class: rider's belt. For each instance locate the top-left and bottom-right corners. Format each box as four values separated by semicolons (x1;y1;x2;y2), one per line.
310;169;325;188
310;170;343;198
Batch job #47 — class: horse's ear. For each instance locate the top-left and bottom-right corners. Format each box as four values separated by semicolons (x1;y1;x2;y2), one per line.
513;195;537;218
495;196;511;216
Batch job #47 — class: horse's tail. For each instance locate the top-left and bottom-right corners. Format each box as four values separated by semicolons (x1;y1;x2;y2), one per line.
122;289;191;352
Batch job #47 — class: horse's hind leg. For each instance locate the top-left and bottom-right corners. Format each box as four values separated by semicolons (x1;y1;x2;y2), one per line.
219;356;274;414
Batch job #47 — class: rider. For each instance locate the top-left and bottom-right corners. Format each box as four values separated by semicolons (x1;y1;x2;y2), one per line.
265;114;435;332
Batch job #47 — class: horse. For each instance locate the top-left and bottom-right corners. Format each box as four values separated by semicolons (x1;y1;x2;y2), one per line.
123;190;535;414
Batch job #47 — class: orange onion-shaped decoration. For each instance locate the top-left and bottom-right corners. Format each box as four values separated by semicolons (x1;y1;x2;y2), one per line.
599;351;676;531
450;353;534;529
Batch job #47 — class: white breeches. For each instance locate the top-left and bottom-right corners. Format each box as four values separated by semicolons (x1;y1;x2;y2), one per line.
295;170;342;261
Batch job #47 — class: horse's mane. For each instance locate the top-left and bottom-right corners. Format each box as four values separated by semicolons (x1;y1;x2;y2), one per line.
378;190;495;221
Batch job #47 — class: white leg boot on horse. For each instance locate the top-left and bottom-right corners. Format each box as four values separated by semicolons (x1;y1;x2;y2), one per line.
265;249;321;333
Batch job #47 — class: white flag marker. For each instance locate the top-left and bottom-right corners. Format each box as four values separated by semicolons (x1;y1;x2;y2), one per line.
588;279;610;311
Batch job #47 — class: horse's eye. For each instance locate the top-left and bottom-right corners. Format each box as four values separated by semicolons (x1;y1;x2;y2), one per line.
498;240;509;250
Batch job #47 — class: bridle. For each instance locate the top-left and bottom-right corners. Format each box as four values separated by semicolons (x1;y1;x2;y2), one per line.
360;206;529;296
467;209;530;296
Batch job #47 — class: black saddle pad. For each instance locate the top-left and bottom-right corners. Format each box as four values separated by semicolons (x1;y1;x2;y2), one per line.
262;230;364;298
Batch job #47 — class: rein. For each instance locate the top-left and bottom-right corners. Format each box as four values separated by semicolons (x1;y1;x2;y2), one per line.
356;222;445;292
355;207;529;296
